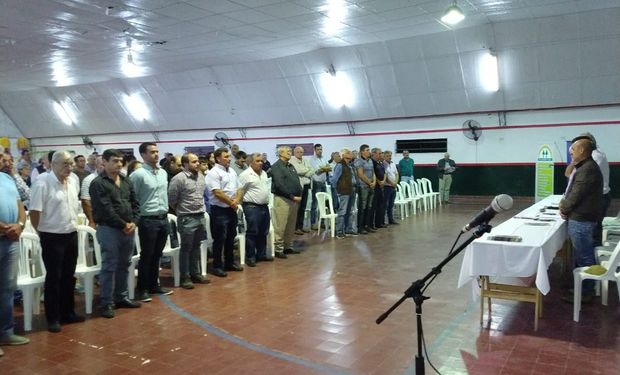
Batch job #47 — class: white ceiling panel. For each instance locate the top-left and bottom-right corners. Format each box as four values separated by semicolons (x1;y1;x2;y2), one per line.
537;43;580;82
539;79;582;107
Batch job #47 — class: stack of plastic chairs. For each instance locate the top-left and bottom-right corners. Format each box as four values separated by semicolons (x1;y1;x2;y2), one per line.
75;225;102;314
17;232;46;331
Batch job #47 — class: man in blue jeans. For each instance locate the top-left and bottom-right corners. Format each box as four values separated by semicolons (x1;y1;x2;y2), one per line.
130;142;173;302
560;137;603;303
90;149;142;318
0;170;29;355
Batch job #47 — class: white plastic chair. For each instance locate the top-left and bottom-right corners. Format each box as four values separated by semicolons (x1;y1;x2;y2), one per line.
573;241;620;322
315;192;337;238
201;209;247;270
75;225;102;314
414;179;432;211
17;232;46;331
394;185;409;219
127;229;142;299
400;181;420;214
421;178;440;209
164;214;181;287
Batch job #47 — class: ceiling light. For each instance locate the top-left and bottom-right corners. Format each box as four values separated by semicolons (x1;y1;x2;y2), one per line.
320;68;355;108
53;101;74;126
480;52;499;92
441;2;465;25
123;94;150;121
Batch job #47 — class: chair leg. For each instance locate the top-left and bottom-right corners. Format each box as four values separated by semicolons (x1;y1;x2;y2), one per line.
573;276;582;322
127;266;135;299
200;241;207;276
239;236;245;265
33;288;41;314
84;275;94;314
330;217;335;238
22;288;33;332
602;280;609;306
172;254;180;287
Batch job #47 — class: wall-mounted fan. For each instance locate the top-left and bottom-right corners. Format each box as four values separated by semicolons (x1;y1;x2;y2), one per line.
462;120;482;141
82;136;95;150
214;132;230;148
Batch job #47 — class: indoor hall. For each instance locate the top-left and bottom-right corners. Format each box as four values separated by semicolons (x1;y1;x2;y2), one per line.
1;1;620;374
3;198;619;375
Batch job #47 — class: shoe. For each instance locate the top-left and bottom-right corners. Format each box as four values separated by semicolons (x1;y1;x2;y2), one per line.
336;233;345;239
284;248;300;254
311;224;318;230
47;322;61;333
100;305;115;319
246;259;256;267
346;231;359;236
561;294;593;304
149;287;173;296
302;228;311;233
115;298;141;309
137;290;152;302
257;256;274;262
359;229;369;235
180;278;195;289
60;313;85;324
275;252;287;259
0;334;30;346
378;224;388;228
389;221;399;225
294;229;305;235
190;274;210;284
212;268;228;277
225;263;243;272
368;227;378;232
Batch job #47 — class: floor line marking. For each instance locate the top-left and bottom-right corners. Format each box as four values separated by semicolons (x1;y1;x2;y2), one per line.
160;295;353;375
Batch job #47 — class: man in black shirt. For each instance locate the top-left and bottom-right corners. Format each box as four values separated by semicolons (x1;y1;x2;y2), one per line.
371;148;387;228
90;149;141;318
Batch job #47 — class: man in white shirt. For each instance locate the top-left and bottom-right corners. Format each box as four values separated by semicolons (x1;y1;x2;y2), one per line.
205;147;243;277
29;151;83;333
309;144;331;230
383;151;399;225
238;153;272;266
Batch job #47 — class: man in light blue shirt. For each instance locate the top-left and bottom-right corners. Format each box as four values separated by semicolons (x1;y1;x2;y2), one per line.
130;142;173;302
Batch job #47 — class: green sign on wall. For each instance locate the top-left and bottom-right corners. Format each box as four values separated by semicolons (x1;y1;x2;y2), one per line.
535;145;554;202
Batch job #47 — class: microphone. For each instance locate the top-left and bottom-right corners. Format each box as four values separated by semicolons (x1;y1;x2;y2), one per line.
461;194;513;232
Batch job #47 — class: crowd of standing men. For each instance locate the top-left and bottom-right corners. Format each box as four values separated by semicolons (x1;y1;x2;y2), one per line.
0;140;448;356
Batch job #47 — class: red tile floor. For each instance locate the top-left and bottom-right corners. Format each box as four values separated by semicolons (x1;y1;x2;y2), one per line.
2;198;620;374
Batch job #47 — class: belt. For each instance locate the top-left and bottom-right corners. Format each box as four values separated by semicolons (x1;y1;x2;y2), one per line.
177;212;205;217
243;202;268;208
141;214;168;220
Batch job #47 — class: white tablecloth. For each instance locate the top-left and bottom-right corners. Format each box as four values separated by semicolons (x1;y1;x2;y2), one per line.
457;195;567;295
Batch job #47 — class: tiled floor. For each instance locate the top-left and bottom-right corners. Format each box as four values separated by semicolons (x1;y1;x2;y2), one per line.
3;198;620;374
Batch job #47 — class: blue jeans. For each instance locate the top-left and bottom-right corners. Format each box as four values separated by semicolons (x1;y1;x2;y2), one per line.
0;238;18;337
310;181;326;225
210;206;238;269
243;204;270;261
568;219;597;295
336;194;350;235
177;214;206;277
137;217;169;292
97;225;135;306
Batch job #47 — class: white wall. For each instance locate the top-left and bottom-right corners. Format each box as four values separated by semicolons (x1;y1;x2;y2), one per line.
30;105;620;165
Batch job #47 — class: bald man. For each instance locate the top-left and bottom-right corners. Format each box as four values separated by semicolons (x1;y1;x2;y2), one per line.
560;137;603;303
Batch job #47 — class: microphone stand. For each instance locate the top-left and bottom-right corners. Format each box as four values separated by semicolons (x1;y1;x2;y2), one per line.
376;223;492;375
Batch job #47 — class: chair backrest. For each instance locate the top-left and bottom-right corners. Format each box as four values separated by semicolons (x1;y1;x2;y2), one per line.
602;241;620;277
77;225;101;268
415;179;427;195
421;178;435;193
315;192;334;216
18;232;46;279
166;213;179;248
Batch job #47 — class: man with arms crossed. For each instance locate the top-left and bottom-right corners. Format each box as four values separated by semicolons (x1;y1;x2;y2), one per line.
90;149;142;318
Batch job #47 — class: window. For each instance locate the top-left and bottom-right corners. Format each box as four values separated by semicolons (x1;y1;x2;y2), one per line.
396;138;447;154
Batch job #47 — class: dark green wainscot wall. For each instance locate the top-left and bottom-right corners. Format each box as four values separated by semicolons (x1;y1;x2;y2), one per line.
414;163;620;198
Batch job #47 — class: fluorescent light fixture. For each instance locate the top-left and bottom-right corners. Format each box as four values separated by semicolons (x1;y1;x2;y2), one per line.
320;70;355;108
480;52;499;92
53;101;74;126
321;0;348;35
441;3;465;25
123;94;150;121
